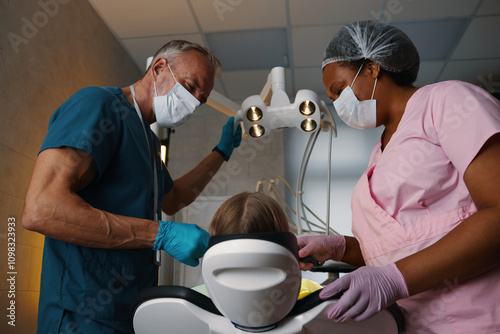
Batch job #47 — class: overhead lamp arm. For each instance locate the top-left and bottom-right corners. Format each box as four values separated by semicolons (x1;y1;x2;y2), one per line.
206;90;238;117
259;67;286;106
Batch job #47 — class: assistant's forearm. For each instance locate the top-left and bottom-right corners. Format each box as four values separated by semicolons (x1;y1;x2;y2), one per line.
396;207;500;295
23;190;159;249
163;151;225;214
341;236;366;267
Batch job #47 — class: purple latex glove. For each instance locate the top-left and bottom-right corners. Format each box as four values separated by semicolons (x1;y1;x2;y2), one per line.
297;235;346;269
319;263;409;322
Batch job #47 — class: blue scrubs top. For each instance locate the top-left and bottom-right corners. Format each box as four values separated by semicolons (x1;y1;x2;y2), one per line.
37;86;173;333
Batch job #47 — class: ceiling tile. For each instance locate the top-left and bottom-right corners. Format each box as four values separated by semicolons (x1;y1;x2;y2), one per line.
88;0;198;38
392;19;467;61
122;34;205;71
439;59;500;92
294;67;325;95
414;61;445;86
289;0;383;26
477;0;500;15
221;69;292;101
190;0;287;32
452;16;500;59
206;29;288;71
292;25;342;67
378;0;479;20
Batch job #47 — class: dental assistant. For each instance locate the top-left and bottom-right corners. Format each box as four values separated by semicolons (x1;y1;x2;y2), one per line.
298;21;500;333
22;40;242;333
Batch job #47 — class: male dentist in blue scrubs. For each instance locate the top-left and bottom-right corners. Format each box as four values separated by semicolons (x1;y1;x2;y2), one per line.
22;40;242;334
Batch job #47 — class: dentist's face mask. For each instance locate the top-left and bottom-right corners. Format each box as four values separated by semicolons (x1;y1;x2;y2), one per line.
153;63;200;128
333;63;378;129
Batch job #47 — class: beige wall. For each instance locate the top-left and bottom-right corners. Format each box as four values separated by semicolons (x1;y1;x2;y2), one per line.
0;0;141;332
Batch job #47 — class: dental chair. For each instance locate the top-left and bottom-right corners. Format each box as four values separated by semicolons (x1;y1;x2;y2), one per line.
131;232;404;333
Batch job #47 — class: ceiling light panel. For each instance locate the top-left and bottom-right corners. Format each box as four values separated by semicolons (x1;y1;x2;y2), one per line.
289;0;383;26
378;0;479;20
190;0;286;32
88;0;197;38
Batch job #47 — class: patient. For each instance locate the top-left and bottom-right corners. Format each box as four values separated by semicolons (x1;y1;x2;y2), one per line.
194;191;322;299
209;191;289;235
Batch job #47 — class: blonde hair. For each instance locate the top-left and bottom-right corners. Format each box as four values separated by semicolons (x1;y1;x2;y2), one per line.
209;192;289;236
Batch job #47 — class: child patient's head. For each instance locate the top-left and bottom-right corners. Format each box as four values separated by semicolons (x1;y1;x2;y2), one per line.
209;192;289;235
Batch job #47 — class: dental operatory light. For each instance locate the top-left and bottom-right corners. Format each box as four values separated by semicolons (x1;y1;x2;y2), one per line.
236;67;324;138
233;67;338;236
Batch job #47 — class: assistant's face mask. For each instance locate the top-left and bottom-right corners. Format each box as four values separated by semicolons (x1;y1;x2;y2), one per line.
333;63;378;129
153;64;200;128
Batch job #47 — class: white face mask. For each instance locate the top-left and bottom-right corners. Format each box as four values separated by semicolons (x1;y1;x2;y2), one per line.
153;64;200;128
333;63;378;129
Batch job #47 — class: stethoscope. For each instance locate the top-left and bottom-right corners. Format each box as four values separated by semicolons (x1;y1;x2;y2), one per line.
130;85;161;265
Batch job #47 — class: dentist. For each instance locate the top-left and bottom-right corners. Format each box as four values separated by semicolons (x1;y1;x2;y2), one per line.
23;40;242;333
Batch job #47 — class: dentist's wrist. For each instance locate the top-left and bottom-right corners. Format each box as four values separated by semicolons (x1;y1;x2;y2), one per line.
212;145;230;161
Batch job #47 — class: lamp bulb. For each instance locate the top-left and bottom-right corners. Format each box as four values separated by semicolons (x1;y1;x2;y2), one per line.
301;119;317;132
246;106;263;122
299;100;315;116
249;124;265;138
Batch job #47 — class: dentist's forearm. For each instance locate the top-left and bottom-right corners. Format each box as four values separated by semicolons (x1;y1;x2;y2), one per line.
162;151;225;214
23;189;159;249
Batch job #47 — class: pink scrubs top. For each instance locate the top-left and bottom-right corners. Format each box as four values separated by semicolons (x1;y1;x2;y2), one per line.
351;81;500;333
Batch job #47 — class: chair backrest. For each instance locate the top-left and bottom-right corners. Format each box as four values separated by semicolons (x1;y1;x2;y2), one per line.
202;232;301;332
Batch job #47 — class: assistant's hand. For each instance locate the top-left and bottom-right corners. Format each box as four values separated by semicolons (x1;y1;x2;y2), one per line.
215;117;242;160
319;263;409;322
153;221;210;266
298;235;346;270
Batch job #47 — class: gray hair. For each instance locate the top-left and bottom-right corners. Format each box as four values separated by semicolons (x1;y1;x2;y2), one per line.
148;40;222;77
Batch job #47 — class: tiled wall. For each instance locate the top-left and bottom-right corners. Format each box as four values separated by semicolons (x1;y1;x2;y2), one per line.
168;105;285;198
0;0;142;332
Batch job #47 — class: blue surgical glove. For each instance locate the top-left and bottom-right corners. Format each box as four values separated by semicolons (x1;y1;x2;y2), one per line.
153;220;210;266
214;116;242;160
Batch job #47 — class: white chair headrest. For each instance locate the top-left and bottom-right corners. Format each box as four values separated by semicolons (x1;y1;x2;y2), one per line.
202;232;301;332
